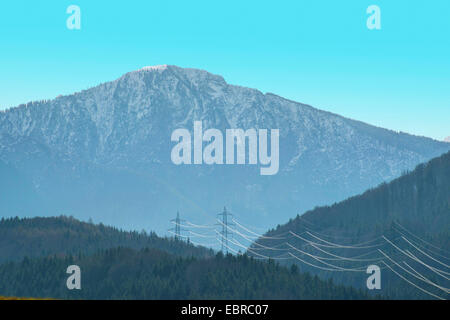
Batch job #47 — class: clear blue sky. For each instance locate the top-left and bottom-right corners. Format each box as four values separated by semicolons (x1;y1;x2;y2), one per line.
0;0;449;140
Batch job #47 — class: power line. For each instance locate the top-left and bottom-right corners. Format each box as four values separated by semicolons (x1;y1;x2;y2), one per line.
380;260;445;300
286;243;366;272
383;235;450;280
188;230;216;239
404;249;450;279
185;221;216;229
392;226;450;261
378;249;450;294
231;218;287;240
393;221;450;255
305;231;384;249
400;236;450;268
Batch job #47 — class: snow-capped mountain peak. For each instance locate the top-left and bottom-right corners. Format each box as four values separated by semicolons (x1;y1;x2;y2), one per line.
139;65;168;72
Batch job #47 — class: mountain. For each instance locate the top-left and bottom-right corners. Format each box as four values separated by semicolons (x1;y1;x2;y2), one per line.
0;216;213;264
444;136;450;143
250;151;450;299
0;65;449;233
0;247;371;299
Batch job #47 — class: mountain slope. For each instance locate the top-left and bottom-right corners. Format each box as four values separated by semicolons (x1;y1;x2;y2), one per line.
0;65;449;232
0;247;370;300
251;151;450;299
0;216;213;264
260;150;450;240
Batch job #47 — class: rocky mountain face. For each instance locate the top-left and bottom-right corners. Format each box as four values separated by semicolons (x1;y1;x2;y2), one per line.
0;65;449;234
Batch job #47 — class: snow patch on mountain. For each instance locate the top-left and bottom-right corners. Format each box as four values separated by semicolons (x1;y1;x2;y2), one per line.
139;65;168;72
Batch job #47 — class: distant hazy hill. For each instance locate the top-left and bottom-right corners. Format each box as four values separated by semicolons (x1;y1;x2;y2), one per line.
0;216;213;264
0;159;45;216
251;151;450;299
0;247;370;300
1;65;449;232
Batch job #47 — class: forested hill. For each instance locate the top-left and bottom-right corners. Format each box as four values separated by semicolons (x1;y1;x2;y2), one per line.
0;247;370;300
248;151;450;299
0;216;213;264
263;150;450;243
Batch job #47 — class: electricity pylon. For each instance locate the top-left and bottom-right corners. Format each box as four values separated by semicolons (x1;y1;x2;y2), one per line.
216;207;234;254
169;211;188;241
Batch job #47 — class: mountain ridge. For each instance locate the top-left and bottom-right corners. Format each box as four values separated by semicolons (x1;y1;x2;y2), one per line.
0;215;213;264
